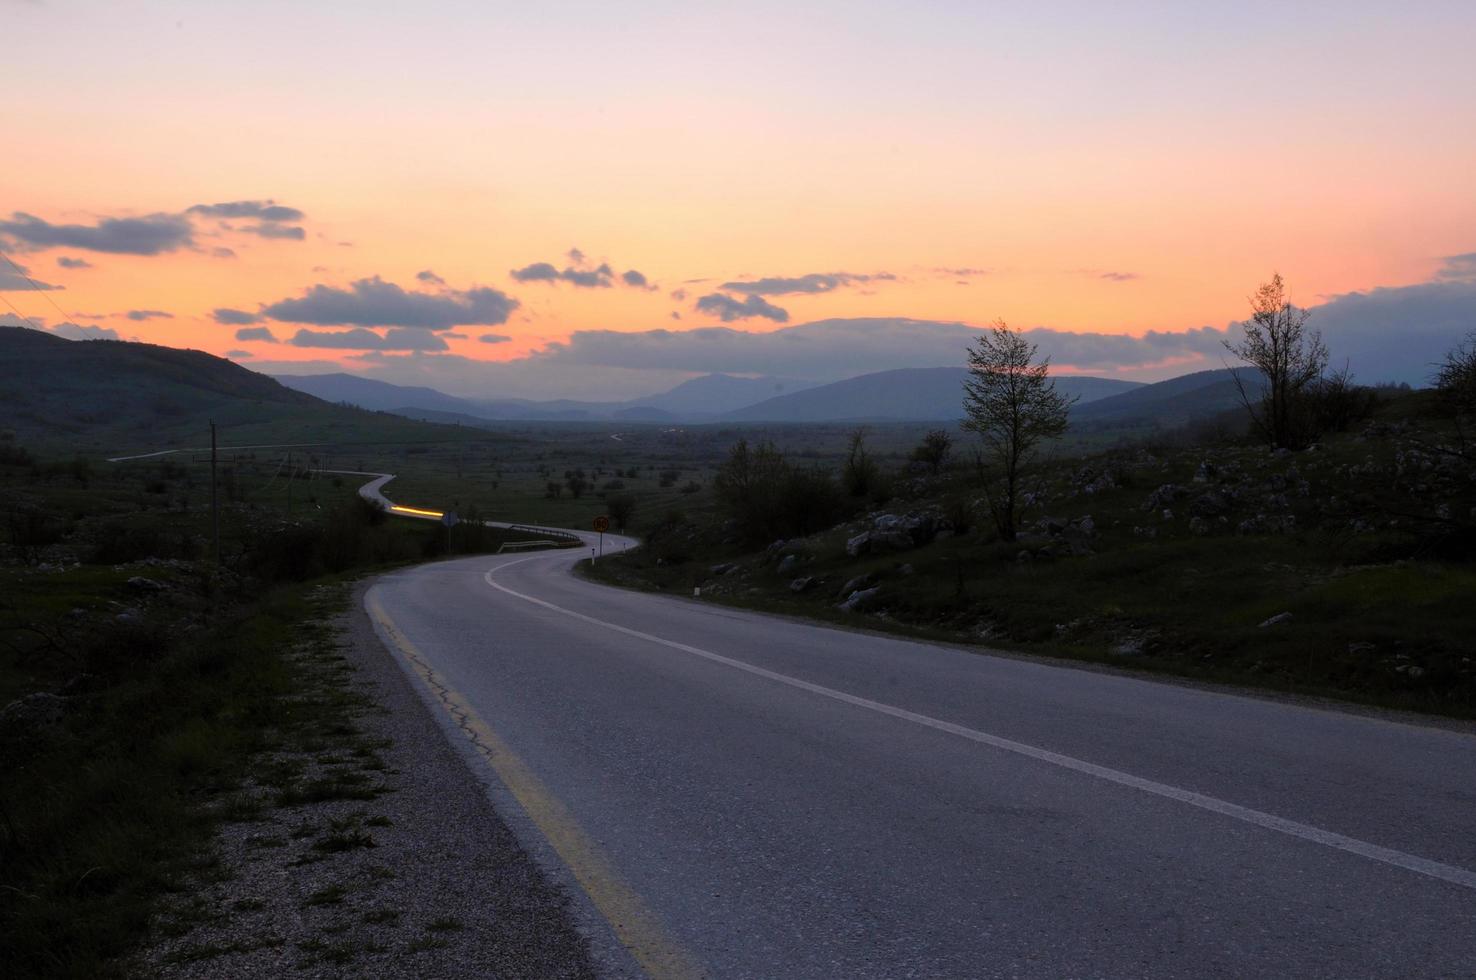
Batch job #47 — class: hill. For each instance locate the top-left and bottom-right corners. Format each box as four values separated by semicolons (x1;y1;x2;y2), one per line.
0;328;486;454
1069;368;1261;429
723;368;1141;422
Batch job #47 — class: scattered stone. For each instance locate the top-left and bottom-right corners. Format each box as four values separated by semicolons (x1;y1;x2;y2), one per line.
838;573;876;597
708;562;737;576
1188;516;1210;535
837;587;881;612
788;576;815;593
1258;612;1294;628
127;575;167;592
1347;642;1376;656
776;554;800;576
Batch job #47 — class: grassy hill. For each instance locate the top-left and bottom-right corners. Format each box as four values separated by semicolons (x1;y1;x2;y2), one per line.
0;328;488;455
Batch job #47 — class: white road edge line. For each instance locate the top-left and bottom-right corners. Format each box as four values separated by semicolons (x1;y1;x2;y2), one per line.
483;560;1476;892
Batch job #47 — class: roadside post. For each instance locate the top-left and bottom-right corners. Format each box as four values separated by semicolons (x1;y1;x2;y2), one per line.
442;511;459;553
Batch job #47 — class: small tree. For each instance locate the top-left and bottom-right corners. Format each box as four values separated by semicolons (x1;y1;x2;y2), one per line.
910;429;953;474
1436;330;1476;414
962;320;1073;541
1224;273;1328;449
606;494;636;532
842;427;880;497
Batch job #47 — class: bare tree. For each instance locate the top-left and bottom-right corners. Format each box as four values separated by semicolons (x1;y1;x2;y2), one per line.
1224;273;1328;449
962;321;1073;541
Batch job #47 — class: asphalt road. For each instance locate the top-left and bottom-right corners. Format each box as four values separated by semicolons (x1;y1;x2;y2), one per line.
358;484;1476;979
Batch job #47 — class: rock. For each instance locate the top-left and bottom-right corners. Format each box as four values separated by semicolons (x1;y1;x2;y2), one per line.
1347;642;1376;656
898;564;915;576
1193;460;1218;483
776;554;800;576
708;562;737;576
1144;484;1183;511
1189;490;1231;518
836;587;881;612
0;692;67;731
838;573;876;597
1076;515;1096;535
1188;516;1210;535
789;576;816;593
847;530;912;557
114;609;144;626
872;514;905;532
1037;516;1069;535
1111;638;1145;656
1407;665;1426;680
127;576;167;592
1258;612;1294;628
845;532;871;557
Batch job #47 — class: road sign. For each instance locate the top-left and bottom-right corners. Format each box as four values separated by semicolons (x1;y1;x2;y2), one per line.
592;515;610;533
442;511;460;528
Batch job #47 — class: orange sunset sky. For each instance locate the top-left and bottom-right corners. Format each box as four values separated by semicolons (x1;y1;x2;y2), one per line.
3;1;1475;398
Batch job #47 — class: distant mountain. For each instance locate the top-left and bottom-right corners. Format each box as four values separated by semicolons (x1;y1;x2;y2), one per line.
1070;368;1262;428
275;371;813;421
274;373;486;415
723;368;1142;422
0;328;476;452
626;374;816;415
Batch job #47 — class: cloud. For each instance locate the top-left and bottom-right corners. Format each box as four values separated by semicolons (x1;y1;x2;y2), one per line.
56;256;92;269
188;200;305;222
510;260;615;288
125;309;172;321
213;307;264;325
936;267;989;277
416;269;446;285
695;292;790;322
567;247;586;263
669;288;687;301
212;247;238;259
1435;253;1476;282
50;322;120;341
234;326;278;342
1100;271;1141;282
719;271;896;296
478;333;510;344
225;349;253;359
288;327;450;351
240;223;306;240
261;276;518;328
0;211;193;255
622;269;653;289
0;261;62;291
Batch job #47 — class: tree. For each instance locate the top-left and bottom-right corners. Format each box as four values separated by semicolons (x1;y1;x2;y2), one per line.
841;427;880;497
606;494;636;532
1224;273;1328;449
962;320;1073;541
910;429;953;474
1436;330;1476;414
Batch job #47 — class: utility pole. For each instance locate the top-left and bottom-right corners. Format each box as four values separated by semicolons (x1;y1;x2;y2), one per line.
210;420;220;565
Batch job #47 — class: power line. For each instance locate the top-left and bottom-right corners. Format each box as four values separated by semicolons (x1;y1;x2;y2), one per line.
0;247;85;328
0;290;44;331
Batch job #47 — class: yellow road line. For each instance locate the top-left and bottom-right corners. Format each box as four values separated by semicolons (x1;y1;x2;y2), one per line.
365;592;705;980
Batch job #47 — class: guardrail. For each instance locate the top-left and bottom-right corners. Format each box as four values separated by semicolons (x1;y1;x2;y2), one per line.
504;524;583;547
496;539;567;553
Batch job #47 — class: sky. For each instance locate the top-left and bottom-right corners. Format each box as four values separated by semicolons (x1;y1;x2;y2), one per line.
2;0;1475;398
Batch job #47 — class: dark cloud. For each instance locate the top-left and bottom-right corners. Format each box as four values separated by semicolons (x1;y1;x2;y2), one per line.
1435;253;1476;282
0;261;62;291
719;271;896;296
622;269;653;289
234;326;278;343
510;262;560;283
567;247;586;264
189;200;305;222
225;349;253;359
212;247;238;259
669;288;687;301
213;307;264;325
416;269;446;286
1100;272;1141;282
56;256;92;269
511;259;615;288
695;292;790;323
478;333;511;344
0;211;193;255
936;267;989;277
289;327;450;351
262;276;518;328
240;223;306;240
125;309;172;321
51;322;120;341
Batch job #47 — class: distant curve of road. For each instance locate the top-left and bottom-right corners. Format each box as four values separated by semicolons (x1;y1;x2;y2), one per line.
355;474;1475;978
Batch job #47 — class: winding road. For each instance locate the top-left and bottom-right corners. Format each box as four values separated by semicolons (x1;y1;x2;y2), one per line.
358;475;1476;979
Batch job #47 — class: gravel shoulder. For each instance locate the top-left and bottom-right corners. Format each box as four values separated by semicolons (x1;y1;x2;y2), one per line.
135;579;600;979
